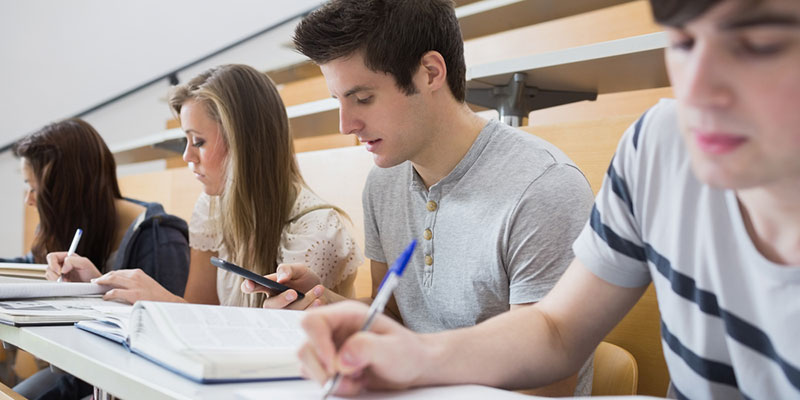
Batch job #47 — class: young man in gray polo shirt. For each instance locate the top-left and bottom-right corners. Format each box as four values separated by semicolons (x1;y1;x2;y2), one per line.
247;0;594;395
296;0;800;398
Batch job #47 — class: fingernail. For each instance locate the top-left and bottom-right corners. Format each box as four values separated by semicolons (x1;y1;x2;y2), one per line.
340;350;358;367
90;278;97;283
313;286;323;297
277;272;288;282
285;291;296;301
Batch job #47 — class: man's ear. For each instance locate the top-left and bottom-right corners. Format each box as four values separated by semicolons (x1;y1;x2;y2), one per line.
418;51;447;93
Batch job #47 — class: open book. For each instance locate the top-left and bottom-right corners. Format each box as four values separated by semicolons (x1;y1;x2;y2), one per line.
0;263;47;279
0;296;130;326
0;276;116;325
77;301;306;383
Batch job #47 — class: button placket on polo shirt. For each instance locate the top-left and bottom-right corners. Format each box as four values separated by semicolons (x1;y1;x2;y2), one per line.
422;190;439;288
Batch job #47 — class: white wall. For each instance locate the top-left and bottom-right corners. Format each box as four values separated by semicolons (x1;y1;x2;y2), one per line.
0;0;323;256
0;0;322;144
0;153;23;256
81;17;311;152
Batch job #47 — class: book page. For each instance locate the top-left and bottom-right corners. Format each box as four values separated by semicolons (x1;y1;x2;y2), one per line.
0;296;129;317
85;304;134;330
75;306;134;343
134;302;305;351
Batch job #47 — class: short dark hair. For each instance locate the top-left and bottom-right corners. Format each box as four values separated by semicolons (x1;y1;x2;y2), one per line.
650;0;723;26
293;0;466;102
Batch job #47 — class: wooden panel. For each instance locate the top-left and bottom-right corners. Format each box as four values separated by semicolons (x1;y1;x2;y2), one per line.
453;0;483;7
165;155;186;169
118;171;174;215
294;134;358;153
118;168;202;223
278;75;330;107
266;61;321;86
458;0;633;40
0;380;25;400
530;86;673;126
464;0;660;67
604;285;669;396
164;169;205;223
12;350;39;382
520;114;637;194
113;146;178;166
288;106;340;139
23;205;38;254
166;118;181;130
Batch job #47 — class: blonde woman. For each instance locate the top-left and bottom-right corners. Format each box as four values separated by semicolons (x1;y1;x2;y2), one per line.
54;64;362;308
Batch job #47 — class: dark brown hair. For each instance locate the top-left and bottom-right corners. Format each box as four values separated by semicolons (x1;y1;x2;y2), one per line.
169;64;304;307
293;0;466;102
650;0;724;26
13;118;121;270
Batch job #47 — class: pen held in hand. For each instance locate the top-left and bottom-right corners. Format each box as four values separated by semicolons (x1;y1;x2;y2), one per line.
57;228;83;283
321;240;417;399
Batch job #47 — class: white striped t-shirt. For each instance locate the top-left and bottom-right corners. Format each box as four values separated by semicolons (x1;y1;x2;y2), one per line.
573;99;800;399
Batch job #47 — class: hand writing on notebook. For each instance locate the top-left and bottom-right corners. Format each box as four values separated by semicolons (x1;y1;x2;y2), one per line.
298;301;428;396
93;269;181;304
45;251;101;282
241;263;328;310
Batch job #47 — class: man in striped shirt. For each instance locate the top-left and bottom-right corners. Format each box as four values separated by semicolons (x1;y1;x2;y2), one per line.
296;0;800;398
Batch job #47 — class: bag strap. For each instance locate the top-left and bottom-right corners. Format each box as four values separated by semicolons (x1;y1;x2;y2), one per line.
287;204;350;224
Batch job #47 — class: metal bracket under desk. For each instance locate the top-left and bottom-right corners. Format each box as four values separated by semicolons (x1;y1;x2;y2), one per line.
467;72;597;127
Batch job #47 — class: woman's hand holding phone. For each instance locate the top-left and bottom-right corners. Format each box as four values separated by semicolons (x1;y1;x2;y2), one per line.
241;263;329;310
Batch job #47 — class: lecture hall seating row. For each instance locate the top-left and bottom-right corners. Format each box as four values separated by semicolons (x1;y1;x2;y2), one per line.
20;1;671;395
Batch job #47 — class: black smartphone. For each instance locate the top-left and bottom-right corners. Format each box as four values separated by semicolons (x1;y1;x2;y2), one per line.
209;256;304;299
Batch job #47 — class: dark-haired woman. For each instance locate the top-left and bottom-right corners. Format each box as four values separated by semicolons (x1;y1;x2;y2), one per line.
5;118;190;399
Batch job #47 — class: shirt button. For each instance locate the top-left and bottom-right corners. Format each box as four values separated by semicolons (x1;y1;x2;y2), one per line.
423;229;432;240
424;255;433;266
426;200;438;211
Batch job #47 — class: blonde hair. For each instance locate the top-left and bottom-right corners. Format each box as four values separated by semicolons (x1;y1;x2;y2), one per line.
169;64;303;307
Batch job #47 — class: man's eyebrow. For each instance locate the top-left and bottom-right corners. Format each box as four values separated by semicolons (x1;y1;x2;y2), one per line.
342;85;373;98
722;12;800;30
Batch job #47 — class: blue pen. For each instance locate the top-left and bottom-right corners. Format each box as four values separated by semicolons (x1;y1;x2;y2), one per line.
321;240;417;399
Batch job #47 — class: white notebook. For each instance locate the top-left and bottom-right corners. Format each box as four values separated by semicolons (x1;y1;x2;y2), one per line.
77;301;306;383
0;296;129;326
0;276;109;300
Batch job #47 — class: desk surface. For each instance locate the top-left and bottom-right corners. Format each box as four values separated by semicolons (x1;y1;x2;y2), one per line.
0;324;561;400
0;324;321;400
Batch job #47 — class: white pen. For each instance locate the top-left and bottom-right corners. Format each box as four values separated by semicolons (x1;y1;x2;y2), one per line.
321;240;416;399
57;228;83;283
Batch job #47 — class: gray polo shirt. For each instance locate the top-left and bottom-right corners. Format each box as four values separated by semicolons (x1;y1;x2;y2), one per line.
363;119;594;332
